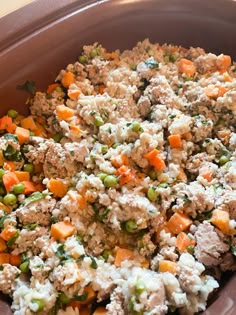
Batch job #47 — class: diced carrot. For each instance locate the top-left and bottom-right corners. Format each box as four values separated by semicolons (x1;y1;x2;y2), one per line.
167;212;192;234
168;134;183;149
56;105;74;121
6;123;17;134
21;116;37;131
15;126;30;145
70;124;82;135
150;155;166;171
15;171;30;182
114;248;134;267
3;161;15;172
0;116;16;133
116;165;135;185
0;225;17;241
98;85;106;94
177;168;187;183
47;179;68;198
0;238;7;252
0;202;11;214
210;209;230;234
105;52;119;60
47;83;60;94
141;259;150;269
67;191;86;209
178;58;196;76
0;116;13;131
61;71;75;88
51;221;75;240
144;149;166;171
21;181;36;195
200;170;213;182
34;123;47;138
111;154;129;168
205;85;227;99
93;307;107;315
159;260;177;274
222;71;232;82
68;89;81;100
2;172;20;193
9;254;21;266
217;54;231;70
0;253;10;265
144;149;160;160
176;232;195;253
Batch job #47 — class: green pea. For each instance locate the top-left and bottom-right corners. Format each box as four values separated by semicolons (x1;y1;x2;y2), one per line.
3;193;17;205
219;155;229;166
102;249;112;261
0;186;6;196
52;134;63;143
125;220;137;233
13;183;25;195
103;175;118;188
97;173;108;181
130;63;137;71
29;131;35;136
94;116;104;127
135;280;146;294
0;169;5;179
148;170;157;180
7;109;18;119
19;261;29;273
147;187;158;202
90;48;99;58
131;122;141;132
55;86;63;93
112;143;120;149
101;145;108;154
58;292;71;304
31;299;45;312
79;55;88;64
23;163;34;174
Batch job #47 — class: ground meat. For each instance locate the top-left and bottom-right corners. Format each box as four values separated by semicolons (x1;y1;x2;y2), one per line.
15;196;56;226
0;265;20;295
194;222;230;266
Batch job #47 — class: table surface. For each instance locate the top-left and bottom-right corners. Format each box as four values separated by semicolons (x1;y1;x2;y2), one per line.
0;0;34;18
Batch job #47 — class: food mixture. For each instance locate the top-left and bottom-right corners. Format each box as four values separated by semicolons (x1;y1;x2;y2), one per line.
0;39;235;315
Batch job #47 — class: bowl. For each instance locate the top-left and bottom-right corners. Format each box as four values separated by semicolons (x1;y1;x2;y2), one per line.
0;0;235;314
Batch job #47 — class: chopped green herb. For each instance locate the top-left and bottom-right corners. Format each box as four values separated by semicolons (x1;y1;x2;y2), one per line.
17;80;36;95
23;192;44;207
3;145;22;162
90;256;98;269
7;230;19;247
73;293;88;302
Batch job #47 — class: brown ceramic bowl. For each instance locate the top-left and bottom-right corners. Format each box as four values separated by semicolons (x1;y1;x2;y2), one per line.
0;0;235;314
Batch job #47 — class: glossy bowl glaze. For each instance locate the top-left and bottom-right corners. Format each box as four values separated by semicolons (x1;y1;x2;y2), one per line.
0;0;235;314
